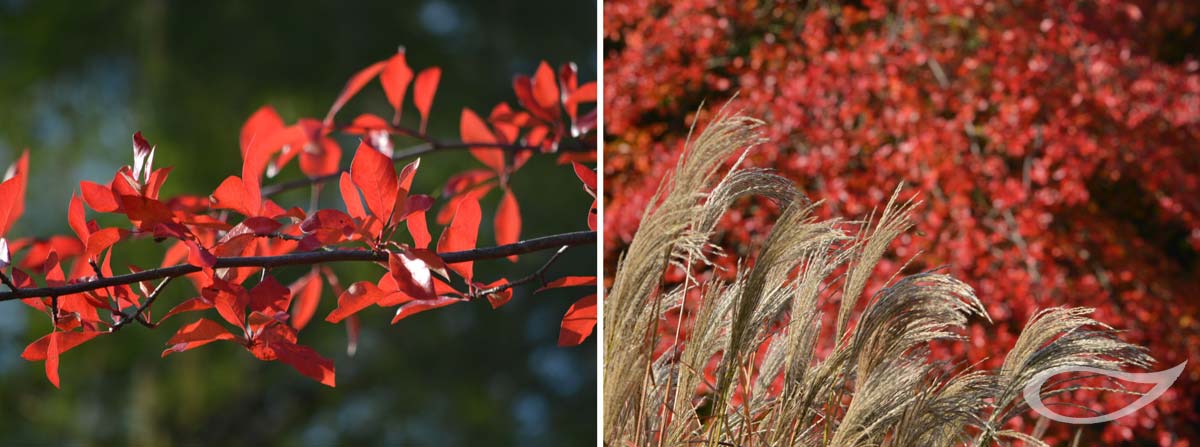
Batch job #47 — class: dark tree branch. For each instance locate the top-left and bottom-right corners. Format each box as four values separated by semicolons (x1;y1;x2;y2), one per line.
0;230;595;302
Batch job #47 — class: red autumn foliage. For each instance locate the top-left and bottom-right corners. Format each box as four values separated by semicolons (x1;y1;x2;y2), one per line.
605;0;1200;445
0;48;596;389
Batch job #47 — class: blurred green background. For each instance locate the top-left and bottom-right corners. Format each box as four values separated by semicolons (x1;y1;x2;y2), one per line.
0;1;597;445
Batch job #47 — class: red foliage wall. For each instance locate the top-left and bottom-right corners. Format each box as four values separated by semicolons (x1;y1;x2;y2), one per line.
604;0;1200;444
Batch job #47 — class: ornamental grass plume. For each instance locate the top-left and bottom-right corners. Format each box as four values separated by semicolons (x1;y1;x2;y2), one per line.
602;111;1153;446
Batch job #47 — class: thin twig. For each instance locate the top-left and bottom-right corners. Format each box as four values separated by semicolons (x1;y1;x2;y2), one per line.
111;275;176;331
0;230;595;302
0;270;17;291
470;244;572;298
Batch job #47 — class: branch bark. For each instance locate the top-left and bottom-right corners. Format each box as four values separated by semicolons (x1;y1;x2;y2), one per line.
0;230;595;302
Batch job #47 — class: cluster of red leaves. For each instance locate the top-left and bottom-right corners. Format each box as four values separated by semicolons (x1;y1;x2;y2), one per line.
1;48;597;388
605;0;1199;444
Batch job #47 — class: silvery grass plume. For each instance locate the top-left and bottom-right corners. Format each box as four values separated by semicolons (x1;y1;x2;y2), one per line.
603;111;1153;447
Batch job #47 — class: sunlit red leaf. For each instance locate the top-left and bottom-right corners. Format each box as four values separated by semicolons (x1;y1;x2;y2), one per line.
476;279;512;309
79;180;118;213
84;228;123;261
436;193;481;281
207;283;248;330
537;276;597;292
46;332;60;388
289;268;323;331
350;141;398;223
531;61;561;115
212;176;256;217
131;132;155;184
161;318;236;357
67;194;88;244
248;276;291;315
572;162;596;195
324;60;386;125
298;137;342;178
558;294;597;347
407;209;431;249
396;158;420;192
325;281;395;323
460;108;504;172
495;188;521;262
339;172;367;221
273;341;336;387
240;105;285;157
443;169;496;197
558;62;578;103
21;330;103;361
157;297;214;323
391;296;463;323
388;250;439;301
381;50;414;123
414;67;441;134
0;150;30;236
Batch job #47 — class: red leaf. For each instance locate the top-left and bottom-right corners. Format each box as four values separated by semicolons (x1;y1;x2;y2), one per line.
477;279;512;309
339;172;367;221
443;169;497;197
158;297;214;323
495;188;521;262
407;209;431;249
397;158;420;192
350;142;398;223
248;276;291;315
414;67;441;134
212;176;255;217
161;318;236;357
299;209;355;234
531;61;561;114
289;268;323;330
388;250;439;301
381;50;414;123
131;132;155;183
240;105;285;157
324;60;386;125
273;341;336;387
572;162;597;194
558;62;579;102
460;108;504;172
21;330;103;361
0;150;30;236
68;194;88;245
436;193;481;281
46;332;60;388
566;82;597;123
207;283;248;330
391;296;463;323
298;137;342;178
325;281;394;323
80;181;118;213
513;75;554;123
84;228;122;261
558;294;597;347
537;276;597;292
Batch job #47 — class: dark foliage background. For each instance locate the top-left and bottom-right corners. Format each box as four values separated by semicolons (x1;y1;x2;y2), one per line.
0;1;596;445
